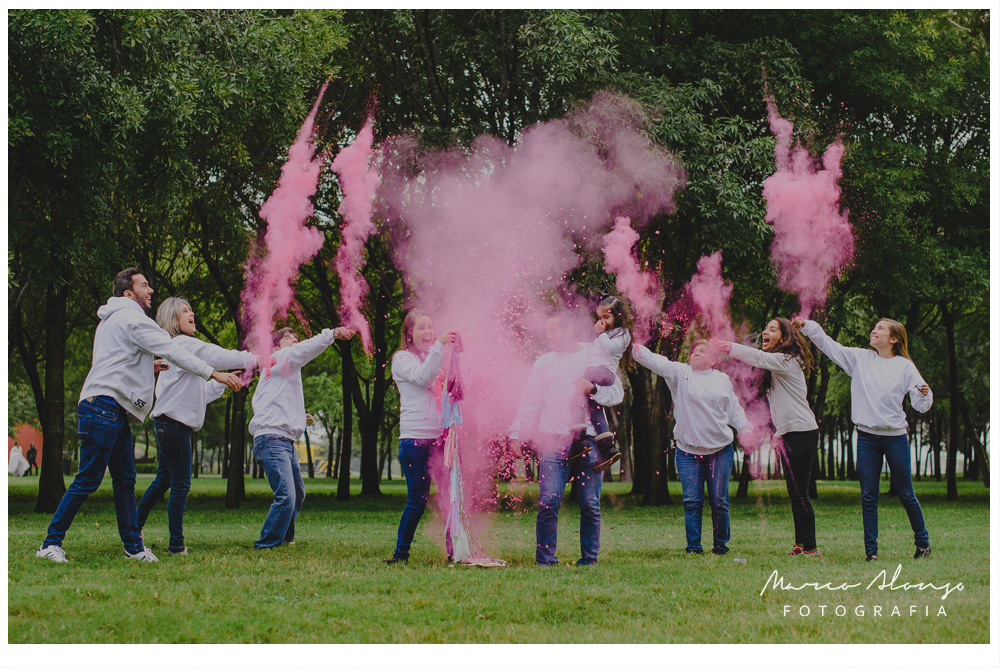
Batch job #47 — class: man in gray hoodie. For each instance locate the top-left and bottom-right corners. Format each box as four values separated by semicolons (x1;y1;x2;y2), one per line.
35;268;242;563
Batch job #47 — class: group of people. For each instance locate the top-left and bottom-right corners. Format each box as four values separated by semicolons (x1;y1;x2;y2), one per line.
34;267;933;567
8;442;38;477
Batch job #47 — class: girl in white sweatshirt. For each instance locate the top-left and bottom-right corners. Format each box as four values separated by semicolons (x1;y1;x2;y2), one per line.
136;297;256;555
716;318;820;556
633;340;754;555
795;318;932;561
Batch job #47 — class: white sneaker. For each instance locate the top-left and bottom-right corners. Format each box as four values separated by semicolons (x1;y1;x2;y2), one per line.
35;545;68;563
125;547;159;563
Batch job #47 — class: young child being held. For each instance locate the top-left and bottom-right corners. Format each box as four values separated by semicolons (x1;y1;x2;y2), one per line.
570;295;634;472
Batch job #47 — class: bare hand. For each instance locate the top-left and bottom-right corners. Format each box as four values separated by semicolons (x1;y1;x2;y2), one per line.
709;337;731;356
438;330;457;345
791;318;805;330
917;384;930;396
154;359;170;373
574;378;595;395
305;413;315;426
737;429;759;451
211;370;242;392
333;327;354;341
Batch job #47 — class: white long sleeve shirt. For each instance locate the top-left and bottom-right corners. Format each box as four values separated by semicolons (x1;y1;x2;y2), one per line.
801;320;932;435
392;342;446;440
508;344;624;444
248;329;338;441
593;328;631;374
728;342;818;436
151;335;256;431
633;344;749;455
79;297;215;422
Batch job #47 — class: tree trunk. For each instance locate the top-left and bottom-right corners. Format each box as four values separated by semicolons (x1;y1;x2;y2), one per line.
626;366;653;499
942;302;959;500
337;350;354;501
959;392;989;488
643;377;672;505
327;426;337;478
304;426;315;479
35;281;68;513
222;395;231;479
618;390;633;483
225;387;248;509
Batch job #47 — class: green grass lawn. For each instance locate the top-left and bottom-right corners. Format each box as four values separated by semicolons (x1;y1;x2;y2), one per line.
7;475;990;644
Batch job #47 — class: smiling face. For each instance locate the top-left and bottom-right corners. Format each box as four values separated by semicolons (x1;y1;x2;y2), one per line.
278;330;298;350
126;274;154;311
761;319;783;352
177;303;197;336
410;315;436;353
869;320;899;353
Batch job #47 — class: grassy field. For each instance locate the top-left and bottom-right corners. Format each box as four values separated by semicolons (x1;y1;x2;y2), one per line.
6;474;990;644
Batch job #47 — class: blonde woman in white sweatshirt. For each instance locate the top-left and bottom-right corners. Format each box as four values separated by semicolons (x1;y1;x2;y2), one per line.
715;318;821;557
795;318;932;561
136;297;256;555
249;325;353;549
633;339;755;555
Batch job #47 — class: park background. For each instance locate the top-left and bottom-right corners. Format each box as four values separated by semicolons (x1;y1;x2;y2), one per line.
6;8;994;659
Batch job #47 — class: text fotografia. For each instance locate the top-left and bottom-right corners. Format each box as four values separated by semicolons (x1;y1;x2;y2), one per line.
760;565;965;601
783;604;946;618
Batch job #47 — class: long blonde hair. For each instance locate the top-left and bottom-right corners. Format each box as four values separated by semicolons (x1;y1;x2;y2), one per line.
155;297;191;338
878;318;912;360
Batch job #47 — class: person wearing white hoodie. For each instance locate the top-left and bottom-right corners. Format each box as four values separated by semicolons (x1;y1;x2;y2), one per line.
136;297;257;555
36;268;242;564
249;325;353;549
795;317;933;561
632;339;755;556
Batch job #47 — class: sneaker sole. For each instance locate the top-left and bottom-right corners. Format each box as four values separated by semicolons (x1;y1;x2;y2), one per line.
593;452;622;472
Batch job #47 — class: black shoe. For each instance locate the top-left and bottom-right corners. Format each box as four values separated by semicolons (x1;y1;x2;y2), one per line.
866;553;879;562
384;555;408;564
711;548;727;556
594;448;621;472
914;546;932;559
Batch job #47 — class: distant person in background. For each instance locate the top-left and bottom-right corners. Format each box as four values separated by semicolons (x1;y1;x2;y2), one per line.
35;267;242;564
136;297;256;556
249;325;354;550
9;443;30;477
26;443;38;476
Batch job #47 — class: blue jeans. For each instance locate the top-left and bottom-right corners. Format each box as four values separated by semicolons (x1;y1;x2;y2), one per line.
136;417;193;553
856;431;929;555
252;435;305;549
536;434;603;565
393;438;451;559
675;445;734;554
43;396;143;554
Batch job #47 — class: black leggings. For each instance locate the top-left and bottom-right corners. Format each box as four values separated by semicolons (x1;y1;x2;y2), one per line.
778;430;819;551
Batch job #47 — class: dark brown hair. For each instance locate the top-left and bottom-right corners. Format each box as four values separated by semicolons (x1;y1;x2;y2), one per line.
762;317;816;390
112;267;143;298
398;309;433;355
596;295;635;371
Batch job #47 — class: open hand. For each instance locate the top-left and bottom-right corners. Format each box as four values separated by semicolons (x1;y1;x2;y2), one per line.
212;370;242;392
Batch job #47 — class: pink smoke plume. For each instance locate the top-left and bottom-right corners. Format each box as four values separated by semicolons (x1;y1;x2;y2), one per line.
763;96;854;318
602;216;664;343
332;115;379;354
379;91;685;552
682;251;771;475
241;82;330;371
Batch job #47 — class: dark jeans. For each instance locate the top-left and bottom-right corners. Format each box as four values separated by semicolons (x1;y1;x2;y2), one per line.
393;437;452;559
42;396;143;554
675;445;734;554
136;416;193;553
536;434;603;565
777;430;819;551
856;431;929;556
582;366;615;442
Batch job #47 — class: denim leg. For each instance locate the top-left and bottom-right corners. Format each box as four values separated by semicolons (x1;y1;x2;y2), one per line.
253;436;298;549
882;434;929;549
675;448;706;553
283;451;306;543
136;441;171;531
573;438;603;564
780;430;819;550
537;451;571;565
706;445;733;553
43;398;125;549
106;416;143;555
394;439;432;559
855;431;883;555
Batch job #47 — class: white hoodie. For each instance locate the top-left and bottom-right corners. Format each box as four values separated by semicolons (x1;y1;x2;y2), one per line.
79;297;215;422
801;320;933;435
151;335;257;431
248;329;338;442
728;342;818;436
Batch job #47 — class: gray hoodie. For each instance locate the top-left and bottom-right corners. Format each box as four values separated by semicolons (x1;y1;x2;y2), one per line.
79;297;215;422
